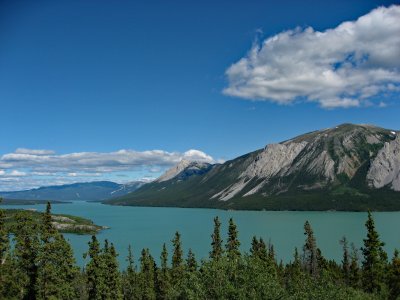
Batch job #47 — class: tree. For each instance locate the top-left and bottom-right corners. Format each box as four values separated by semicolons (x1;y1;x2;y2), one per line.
340;236;350;285
225;218;240;260
156;243;170;299
0;197;9;264
250;236;268;261
210;216;223;260
36;202;79;299
138;248;156;299
85;235;106;300
0;198;20;299
103;241;122;299
171;231;183;284
13;211;40;300
123;245;138;299
186;249;198;272
389;249;400;300
349;243;361;289
302;220;319;277
361;211;388;293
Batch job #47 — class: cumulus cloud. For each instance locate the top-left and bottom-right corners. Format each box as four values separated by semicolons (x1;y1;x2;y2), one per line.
0;148;215;191
224;5;400;108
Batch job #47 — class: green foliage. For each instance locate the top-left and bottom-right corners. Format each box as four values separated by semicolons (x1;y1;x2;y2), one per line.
210;216;223;260
225;218;240;260
85;235;107;300
2;209;399;299
138;248;156;299
0;198;9;262
361;211;388;294
302;221;319;277
389;249;400;300
4;208;103;235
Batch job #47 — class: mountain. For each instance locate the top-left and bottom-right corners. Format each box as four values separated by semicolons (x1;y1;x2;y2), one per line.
105;124;400;211
0;180;147;202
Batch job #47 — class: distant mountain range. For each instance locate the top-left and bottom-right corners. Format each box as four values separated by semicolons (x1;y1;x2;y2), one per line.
105;124;400;211
0;181;146;202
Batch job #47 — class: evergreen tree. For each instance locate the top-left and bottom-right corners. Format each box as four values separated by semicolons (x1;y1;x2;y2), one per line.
103;241;122;300
389;249;400;300
139;248;156;300
349;243;361;289
340;236;350;284
210;216;223;260
0;198;20;298
13;211;40;300
123;245;138;299
302;220;319;277
361;211;388;293
225;218;240;260
36;202;79;299
0;197;9;264
171;231;183;284
250;236;268;261
186;249;198;272
155;243;170;299
268;241;276;263
85;235;106;300
250;236;259;257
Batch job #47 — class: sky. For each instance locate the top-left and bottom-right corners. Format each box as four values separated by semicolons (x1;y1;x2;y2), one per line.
0;0;399;191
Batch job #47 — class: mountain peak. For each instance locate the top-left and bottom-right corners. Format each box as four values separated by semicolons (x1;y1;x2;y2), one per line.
156;159;212;183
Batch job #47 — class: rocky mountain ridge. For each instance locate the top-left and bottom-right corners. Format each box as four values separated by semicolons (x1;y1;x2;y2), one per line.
107;123;400;210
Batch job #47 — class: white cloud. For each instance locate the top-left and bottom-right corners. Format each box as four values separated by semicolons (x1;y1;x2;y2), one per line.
183;149;214;162
15;148;55;155
0;148;215;191
9;170;27;177
224;5;400;108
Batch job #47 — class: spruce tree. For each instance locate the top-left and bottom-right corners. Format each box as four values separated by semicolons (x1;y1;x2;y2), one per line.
123;245;137;300
186;249;198;272
103;242;122;300
0;198;20;298
389;249;400;300
36;202;79;300
268;241;276;263
139;248;156;299
0;197;9;264
225;218;240;260
85;235;106;300
361;211;388;293
156;243;170;299
250;236;268;261
302;220;319;277
13;211;40;300
250;236;260;257
210;216;223;260
340;236;350;285
349;243;361;289
171;231;183;284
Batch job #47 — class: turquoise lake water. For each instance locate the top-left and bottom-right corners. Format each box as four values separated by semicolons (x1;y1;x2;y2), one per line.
2;201;400;269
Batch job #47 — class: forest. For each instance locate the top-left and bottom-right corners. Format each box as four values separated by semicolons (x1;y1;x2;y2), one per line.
0;200;399;300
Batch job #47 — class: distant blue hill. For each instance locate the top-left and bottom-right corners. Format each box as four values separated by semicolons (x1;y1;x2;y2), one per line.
0;181;147;202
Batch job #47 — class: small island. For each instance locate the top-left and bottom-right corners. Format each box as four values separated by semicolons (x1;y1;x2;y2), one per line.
4;209;106;235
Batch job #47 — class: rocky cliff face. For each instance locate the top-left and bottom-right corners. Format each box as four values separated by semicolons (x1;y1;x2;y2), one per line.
367;133;400;191
210;124;395;201
107;124;400;211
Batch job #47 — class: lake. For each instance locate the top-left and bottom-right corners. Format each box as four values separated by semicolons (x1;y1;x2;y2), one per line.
2;201;400;269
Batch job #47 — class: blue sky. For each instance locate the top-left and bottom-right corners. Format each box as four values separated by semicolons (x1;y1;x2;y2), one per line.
0;0;399;190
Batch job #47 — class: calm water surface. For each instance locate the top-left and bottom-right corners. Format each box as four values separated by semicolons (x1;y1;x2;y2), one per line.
3;201;400;269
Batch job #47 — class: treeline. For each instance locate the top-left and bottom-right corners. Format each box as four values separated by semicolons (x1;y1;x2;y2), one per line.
1;200;400;299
